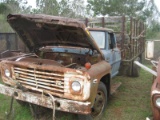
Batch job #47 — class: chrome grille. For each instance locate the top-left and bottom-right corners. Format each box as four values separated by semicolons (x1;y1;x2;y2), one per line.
13;66;65;97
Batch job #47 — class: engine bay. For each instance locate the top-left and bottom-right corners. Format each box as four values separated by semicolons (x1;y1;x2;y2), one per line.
15;46;102;70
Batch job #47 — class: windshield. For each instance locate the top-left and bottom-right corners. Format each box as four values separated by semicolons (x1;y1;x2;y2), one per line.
89;31;105;49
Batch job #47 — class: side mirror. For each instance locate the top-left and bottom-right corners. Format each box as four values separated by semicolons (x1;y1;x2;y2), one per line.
145;41;154;59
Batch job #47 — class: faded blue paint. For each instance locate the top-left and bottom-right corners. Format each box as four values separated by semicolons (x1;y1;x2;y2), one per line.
51;47;93;55
90;30;121;78
101;48;121;78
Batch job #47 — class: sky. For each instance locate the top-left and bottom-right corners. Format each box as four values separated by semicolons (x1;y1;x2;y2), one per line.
27;0;36;8
155;0;160;12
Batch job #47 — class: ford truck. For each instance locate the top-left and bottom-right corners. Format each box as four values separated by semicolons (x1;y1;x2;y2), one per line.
0;14;145;119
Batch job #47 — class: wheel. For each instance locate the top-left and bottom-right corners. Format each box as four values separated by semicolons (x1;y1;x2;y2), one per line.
91;82;107;118
78;82;108;120
132;64;140;77
132;57;141;77
126;57;141;77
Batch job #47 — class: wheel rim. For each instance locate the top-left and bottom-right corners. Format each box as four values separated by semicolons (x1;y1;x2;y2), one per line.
91;90;106;117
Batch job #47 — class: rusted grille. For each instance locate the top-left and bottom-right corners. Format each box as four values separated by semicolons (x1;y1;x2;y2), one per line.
13;66;65;97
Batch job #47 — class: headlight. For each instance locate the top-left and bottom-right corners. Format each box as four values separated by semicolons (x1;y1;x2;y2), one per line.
71;81;81;92
156;98;160;107
5;69;10;77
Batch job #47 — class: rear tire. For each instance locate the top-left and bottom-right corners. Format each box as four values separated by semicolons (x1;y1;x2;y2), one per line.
78;82;108;120
126;57;141;77
132;57;141;77
132;64;140;77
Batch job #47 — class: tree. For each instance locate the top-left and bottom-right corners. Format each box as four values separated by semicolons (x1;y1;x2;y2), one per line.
0;2;10;14
0;0;31;32
35;0;87;18
146;20;160;39
70;0;87;18
36;0;59;15
87;0;159;21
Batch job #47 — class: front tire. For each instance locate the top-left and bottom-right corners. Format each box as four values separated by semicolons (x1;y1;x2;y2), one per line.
78;82;108;120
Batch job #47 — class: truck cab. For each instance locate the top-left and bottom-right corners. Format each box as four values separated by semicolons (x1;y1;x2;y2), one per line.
89;28;121;78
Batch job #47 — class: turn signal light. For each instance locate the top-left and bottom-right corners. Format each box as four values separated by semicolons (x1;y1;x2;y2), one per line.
85;62;91;70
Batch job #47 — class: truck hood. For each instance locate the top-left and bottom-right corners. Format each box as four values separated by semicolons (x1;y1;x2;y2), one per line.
7;14;103;56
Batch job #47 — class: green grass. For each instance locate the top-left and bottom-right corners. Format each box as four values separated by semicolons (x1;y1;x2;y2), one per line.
0;77;33;120
0;67;153;120
103;67;153;120
0;95;33;120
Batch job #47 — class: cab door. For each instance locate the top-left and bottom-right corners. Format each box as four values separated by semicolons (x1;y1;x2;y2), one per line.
102;32;121;78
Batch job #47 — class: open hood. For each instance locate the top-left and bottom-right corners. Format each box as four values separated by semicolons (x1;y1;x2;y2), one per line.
7;14;103;56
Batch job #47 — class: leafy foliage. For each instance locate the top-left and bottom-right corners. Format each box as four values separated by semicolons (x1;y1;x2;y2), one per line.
35;0;87;18
0;0;160;38
146;20;160;39
36;0;59;15
0;2;10;14
0;0;33;32
87;0;159;21
87;0;160;39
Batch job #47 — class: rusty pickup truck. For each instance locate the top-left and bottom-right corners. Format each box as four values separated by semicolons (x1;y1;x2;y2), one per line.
0;14;145;119
0;14;112;119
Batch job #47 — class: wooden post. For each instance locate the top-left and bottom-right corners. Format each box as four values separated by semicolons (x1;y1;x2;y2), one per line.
15;33;18;50
85;18;88;27
121;16;125;50
130;17;133;59
6;34;10;50
102;17;105;28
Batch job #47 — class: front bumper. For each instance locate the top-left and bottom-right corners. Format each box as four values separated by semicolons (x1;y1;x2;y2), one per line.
0;84;91;114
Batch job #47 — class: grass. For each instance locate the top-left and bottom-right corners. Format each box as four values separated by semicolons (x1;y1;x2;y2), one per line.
104;65;153;120
0;66;153;120
0;95;33;120
0;78;33;120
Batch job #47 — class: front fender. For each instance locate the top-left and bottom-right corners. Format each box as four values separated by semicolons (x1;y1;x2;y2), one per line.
87;60;111;81
86;60;111;105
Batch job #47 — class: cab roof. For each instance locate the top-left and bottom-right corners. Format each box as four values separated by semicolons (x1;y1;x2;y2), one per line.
88;27;114;33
